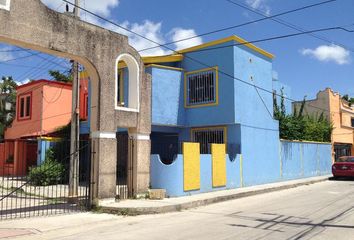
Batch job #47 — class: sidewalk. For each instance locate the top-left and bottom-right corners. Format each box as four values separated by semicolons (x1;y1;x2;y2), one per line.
100;175;331;216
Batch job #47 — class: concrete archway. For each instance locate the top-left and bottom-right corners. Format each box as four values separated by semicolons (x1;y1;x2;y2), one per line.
0;0;151;202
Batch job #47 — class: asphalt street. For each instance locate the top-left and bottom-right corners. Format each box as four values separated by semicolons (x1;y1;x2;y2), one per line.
1;179;354;240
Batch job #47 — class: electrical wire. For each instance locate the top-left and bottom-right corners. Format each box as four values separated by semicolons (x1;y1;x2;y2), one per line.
138;0;338;53
63;0;350;117
0;52;41;63
175;26;354;54
226;0;354;53
15;57;68;82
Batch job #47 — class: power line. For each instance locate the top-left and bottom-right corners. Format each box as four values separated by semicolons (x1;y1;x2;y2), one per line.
0;52;41;63
0;61;57;70
138;0;337;53
14;69;72;98
19;61;70;83
63;0;347;117
226;0;354;53
176;26;354;54
15;57;69;82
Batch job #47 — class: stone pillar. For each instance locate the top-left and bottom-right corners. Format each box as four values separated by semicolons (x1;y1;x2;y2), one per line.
128;131;151;196
90;131;117;203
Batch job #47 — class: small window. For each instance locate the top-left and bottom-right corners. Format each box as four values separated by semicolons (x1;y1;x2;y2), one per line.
191;127;226;154
351;118;354;128
185;67;218;107
18;93;31;120
117;69;124;106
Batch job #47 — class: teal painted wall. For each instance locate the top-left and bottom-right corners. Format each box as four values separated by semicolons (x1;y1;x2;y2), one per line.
281;140;332;180
182;41;235;127
151;154;241;197
149;67;184;126
151;141;331;197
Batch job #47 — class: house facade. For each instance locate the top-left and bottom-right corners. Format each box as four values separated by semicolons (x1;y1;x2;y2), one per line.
146;36;282;186
1;78;89;176
293;88;354;161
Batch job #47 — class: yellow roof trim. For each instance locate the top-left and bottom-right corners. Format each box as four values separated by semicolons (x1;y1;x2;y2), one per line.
177;35;274;59
142;54;184;64
145;64;184;72
37;137;62;141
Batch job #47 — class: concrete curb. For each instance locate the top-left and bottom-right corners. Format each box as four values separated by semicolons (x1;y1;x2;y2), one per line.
100;176;330;216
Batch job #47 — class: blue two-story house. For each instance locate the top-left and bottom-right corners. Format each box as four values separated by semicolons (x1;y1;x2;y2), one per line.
147;35;288;186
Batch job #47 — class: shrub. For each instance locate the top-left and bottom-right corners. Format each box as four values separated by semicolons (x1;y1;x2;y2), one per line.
28;148;65;186
274;89;333;142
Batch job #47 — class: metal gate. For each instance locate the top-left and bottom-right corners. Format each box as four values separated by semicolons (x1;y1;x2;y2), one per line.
0;139;92;220
116;133;133;199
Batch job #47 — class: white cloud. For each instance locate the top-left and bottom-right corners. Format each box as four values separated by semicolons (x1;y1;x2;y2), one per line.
169;28;203;51
15;78;31;86
127;21;170;56
301;45;350;65
246;0;271;15
0;47;14;61
41;0;119;17
84;17;202;56
41;0;202;56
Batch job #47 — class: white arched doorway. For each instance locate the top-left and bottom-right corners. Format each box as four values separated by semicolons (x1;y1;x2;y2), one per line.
115;53;140;112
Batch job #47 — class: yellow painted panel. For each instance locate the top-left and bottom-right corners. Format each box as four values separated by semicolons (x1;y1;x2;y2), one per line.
212;144;226;187
183;142;200;191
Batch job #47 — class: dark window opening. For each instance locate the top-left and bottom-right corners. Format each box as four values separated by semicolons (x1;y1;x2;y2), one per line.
25;96;31;117
151;132;179;164
20;97;25;118
187;69;216;106
191;128;225;154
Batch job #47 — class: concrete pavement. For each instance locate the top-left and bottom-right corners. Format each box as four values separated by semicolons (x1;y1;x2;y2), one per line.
1;178;354;239
100;176;331;215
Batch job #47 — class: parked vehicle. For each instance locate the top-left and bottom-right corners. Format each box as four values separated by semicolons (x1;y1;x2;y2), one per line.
332;156;354;178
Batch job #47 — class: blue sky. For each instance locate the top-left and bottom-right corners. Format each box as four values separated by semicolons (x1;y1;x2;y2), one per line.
0;0;353;101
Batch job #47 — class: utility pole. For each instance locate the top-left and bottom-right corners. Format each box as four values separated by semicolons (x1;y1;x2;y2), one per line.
69;0;80;200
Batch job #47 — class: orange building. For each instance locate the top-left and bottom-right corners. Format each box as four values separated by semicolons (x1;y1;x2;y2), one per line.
1;78;89;176
293;88;354;161
5;80;73;139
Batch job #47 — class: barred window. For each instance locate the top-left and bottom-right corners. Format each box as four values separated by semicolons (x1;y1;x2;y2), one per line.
191;127;225;154
186;68;217;106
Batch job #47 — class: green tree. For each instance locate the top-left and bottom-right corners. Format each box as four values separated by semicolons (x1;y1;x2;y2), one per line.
49;70;72;83
342;94;354;107
0;76;17;139
274;92;333;142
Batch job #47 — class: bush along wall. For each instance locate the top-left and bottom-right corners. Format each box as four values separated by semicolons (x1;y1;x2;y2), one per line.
28;148;65;186
274;89;333;142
